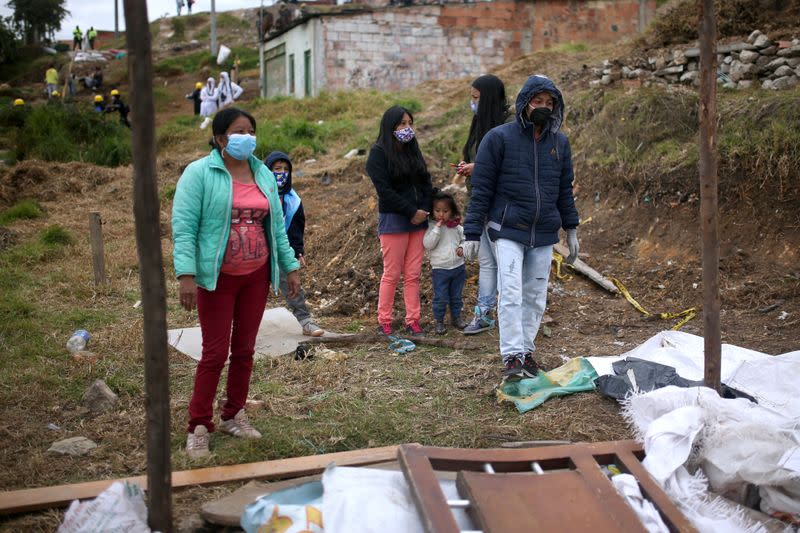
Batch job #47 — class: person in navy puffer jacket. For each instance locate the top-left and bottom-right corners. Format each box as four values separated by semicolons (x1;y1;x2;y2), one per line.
462;74;580;381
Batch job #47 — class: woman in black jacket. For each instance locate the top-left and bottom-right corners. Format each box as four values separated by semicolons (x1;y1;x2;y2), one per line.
457;74;511;336
366;106;433;337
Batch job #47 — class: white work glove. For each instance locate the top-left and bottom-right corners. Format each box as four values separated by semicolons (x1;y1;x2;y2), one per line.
462;240;480;261
566;228;579;264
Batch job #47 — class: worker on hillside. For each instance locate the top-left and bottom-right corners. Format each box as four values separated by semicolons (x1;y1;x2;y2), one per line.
45;64;59;98
105;89;131;128
73;26;83;51
82;66;104;91
12;98;25;107
88;27;98;50
217;71;243;109
93;94;105;112
186;81;202;115
199;77;219;129
462;74;580;381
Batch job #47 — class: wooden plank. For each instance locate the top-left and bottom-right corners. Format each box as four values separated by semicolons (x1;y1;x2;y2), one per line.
0;445;399;516
399;445;461;533
553;243;618;294
616;449;698;532
122;0;173;530
457;469;645;533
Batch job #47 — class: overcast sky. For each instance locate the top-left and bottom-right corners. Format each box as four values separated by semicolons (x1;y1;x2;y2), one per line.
1;0;270;40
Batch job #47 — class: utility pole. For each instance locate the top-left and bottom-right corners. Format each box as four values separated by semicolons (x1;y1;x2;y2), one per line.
211;0;218;56
123;0;173;530
259;0;266;98
114;0;119;38
698;0;721;393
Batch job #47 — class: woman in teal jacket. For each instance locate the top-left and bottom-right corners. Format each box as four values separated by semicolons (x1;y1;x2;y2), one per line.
172;107;300;459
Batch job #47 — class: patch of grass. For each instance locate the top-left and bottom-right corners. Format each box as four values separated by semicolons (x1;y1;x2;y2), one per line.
40;225;72;246
228;46;260;71
5;104;131;166
154;51;213;77
550;42;588;53
157;114;202;151
216;12;250;31
170;17;186;42
160;183;177;202
0;200;43;225
256;117;357;158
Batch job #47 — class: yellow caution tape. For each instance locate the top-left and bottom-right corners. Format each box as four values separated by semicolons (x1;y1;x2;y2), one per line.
611;278;697;331
552;252;573;281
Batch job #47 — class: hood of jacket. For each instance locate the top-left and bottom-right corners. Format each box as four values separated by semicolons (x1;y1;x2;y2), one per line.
265;150;293;195
515;74;564;135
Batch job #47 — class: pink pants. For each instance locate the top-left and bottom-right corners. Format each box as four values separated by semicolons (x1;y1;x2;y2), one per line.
188;263;269;433
378;230;425;325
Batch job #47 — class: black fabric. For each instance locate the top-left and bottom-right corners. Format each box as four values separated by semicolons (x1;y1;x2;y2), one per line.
367;144;432;219
595;357;757;402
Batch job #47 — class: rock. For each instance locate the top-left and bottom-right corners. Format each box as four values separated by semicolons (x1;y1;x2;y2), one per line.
777;45;800;57
787;57;800;67
720;63;731;74
684;48;700;58
723;81;737;90
766;57;788;70
762;79;774;89
687;61;698;71
747;30;763;44
774;65;794;77
610;69;623;81
737;80;754;89
600;74;612;85
739;50;760;64
753;34;770;48
673;49;687;65
602;59;612;68
729;60;756;82
654;56;667;70
48;436;97;456
71;350;100;363
724;55;734;64
718;43;758;54
588;79;602;88
82;379;118;414
772;75;799;90
654;65;684;76
622;65;632;77
755;55;771;71
760;45;777;56
177;513;208;533
796;66;800;77
680;71;699;84
631;68;648;78
602;68;612;75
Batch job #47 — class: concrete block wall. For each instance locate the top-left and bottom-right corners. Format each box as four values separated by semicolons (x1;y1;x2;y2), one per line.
320;0;653;92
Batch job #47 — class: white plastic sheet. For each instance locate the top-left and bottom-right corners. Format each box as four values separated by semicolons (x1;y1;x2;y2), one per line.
58;482;149;533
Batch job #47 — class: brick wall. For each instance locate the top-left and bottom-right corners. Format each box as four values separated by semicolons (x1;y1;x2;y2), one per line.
321;0;653;92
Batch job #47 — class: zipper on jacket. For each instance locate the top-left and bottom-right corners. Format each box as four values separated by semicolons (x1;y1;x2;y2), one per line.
211;173;234;285
531;131;541;247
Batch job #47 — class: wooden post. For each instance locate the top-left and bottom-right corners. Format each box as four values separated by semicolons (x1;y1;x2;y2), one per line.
698;0;721;393
210;0;218;56
122;1;173;531
88;212;107;285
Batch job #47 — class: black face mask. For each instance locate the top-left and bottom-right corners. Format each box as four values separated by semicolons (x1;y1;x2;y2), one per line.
528;107;552;127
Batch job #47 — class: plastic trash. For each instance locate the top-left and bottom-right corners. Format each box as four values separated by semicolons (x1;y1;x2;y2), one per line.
216;44;231;65
58;481;149;533
241;481;323;533
66;329;90;353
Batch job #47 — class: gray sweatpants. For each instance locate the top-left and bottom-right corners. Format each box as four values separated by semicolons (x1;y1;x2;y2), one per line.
279;271;312;325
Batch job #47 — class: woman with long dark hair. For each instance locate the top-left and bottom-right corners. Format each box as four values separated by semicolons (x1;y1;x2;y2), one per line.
172;107;300;459
457;74;511;335
367;105;433;337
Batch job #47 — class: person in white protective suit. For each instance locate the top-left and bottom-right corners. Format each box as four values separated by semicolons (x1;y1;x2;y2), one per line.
199;77;220;129
217;71;243;110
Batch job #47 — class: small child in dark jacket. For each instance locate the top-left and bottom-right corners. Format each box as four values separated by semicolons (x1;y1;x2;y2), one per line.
265;151;324;337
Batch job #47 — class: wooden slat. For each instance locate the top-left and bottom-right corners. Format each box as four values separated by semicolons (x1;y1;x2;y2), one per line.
616;449;698;532
399;445;460;533
553;243;618;293
0;445;399;515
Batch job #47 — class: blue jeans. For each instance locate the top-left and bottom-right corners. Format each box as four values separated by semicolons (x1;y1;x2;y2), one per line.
476;226;497;314
432;264;466;322
495;239;552;361
279;271;312;325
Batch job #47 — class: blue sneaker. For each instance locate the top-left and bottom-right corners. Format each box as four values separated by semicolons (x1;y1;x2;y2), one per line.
462;306;495;335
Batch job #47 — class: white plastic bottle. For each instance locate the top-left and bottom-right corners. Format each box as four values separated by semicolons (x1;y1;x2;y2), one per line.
66;329;90;353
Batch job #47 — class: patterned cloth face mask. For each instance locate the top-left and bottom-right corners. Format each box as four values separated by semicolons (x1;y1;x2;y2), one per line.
273;171;288;188
393;127;415;143
470;101;478;114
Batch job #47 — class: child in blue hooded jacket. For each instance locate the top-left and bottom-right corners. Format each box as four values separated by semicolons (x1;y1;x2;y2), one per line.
265;151;324;337
462;75;581;381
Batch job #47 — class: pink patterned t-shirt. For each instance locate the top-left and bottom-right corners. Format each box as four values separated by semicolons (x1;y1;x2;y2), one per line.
221;181;270;275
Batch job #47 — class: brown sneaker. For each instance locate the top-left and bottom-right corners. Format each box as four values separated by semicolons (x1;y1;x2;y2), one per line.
219;409;262;439
186;425;211;459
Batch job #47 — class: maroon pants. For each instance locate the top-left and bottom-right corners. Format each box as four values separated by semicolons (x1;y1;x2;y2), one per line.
188;263;269;433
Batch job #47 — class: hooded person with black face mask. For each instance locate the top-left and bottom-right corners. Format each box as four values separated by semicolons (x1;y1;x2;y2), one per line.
264;150;325;337
462;75;580;382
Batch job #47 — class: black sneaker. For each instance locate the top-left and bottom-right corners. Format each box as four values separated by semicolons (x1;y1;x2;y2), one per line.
434;321;447;335
502;357;525;381
521;353;540;378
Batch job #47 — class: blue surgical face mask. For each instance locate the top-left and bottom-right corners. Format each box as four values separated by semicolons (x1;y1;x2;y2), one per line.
470;101;478;114
393;127;415;143
224;133;256;160
273;171;289;188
